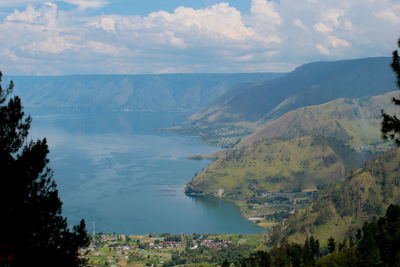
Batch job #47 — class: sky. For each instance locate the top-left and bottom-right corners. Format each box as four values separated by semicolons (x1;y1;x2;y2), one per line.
0;0;399;75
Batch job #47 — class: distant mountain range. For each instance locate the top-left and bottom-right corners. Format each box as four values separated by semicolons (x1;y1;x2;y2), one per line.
6;73;283;113
190;57;397;125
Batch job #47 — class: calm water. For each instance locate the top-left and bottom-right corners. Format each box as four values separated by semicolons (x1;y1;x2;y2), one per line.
29;111;264;234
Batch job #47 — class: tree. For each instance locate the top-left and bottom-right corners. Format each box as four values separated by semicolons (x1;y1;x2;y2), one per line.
382;38;400;145
0;72;89;267
327;237;336;254
221;259;230;267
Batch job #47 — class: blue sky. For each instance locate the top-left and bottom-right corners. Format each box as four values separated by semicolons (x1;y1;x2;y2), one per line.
0;0;399;75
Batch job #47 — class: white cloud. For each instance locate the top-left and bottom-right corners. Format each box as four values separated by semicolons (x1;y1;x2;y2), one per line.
314;23;332;33
327;35;351;49
316;44;330;55
0;0;398;75
248;0;282;43
88;17;116;32
144;3;259;43
293;19;307;31
0;48;19;61
85;41;124;56
375;6;400;25
24;36;80;54
5;5;40;22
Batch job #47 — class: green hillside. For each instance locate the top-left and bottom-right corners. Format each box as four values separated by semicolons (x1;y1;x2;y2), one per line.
240;91;399;151
186;135;363;197
187;92;398;198
269;148;400;245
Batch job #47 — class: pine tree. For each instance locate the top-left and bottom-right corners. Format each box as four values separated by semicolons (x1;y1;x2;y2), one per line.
0;72;89;267
382;38;400;145
327;237;336;254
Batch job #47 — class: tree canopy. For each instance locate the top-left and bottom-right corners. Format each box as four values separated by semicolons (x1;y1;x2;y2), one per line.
382;38;400;145
0;72;89;267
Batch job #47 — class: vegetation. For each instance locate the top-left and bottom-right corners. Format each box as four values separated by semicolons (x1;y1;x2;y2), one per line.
382;38;400;146
236;205;400;267
88;233;266;267
88;205;400;266
185;92;398;226
240;92;397;151
0;72;89;267
165;123;254;148
187;135;364;195
268;147;400;245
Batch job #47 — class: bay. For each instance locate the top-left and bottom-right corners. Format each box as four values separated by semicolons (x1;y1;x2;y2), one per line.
29;111;265;234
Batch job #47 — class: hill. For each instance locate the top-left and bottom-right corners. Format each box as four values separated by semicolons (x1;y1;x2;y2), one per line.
6;73;282;113
268;147;400;245
190;57;396;126
186;92;398;197
239;91;399;151
186;135;364;197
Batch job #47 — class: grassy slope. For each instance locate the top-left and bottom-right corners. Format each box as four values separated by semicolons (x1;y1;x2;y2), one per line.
240;91;398;151
186;135;361;195
268;148;400;245
187;92;398;197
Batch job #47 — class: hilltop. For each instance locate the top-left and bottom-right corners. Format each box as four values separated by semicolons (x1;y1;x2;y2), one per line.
240;91;399;151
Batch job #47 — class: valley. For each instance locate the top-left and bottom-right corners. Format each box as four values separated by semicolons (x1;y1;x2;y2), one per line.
3;1;400;266
11;56;400;264
23;57;400;240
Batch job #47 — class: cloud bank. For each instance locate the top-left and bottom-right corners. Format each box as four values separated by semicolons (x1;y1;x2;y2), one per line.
0;0;399;75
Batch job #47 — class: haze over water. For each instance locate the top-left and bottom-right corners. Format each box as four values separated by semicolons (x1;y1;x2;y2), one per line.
29;111;265;234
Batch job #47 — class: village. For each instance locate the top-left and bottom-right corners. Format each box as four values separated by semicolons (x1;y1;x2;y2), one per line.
87;232;266;267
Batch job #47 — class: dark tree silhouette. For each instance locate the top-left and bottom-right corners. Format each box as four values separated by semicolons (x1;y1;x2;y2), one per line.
327;237;336;254
382;38;400;145
0;72;89;267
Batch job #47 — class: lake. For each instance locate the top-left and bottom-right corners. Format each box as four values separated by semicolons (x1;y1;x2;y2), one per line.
29;111;265;235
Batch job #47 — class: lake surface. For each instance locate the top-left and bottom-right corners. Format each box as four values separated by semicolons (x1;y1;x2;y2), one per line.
29;111;265;234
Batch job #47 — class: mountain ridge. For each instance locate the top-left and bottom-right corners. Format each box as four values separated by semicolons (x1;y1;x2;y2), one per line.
6;73;283;113
190;57;396;126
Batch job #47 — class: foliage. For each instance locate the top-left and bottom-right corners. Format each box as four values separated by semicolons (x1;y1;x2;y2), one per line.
327;238;336;253
235;205;400;266
268;147;400;246
318;204;400;266
382;38;400;146
0;72;89;267
163;244;254;266
236;236;321;267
